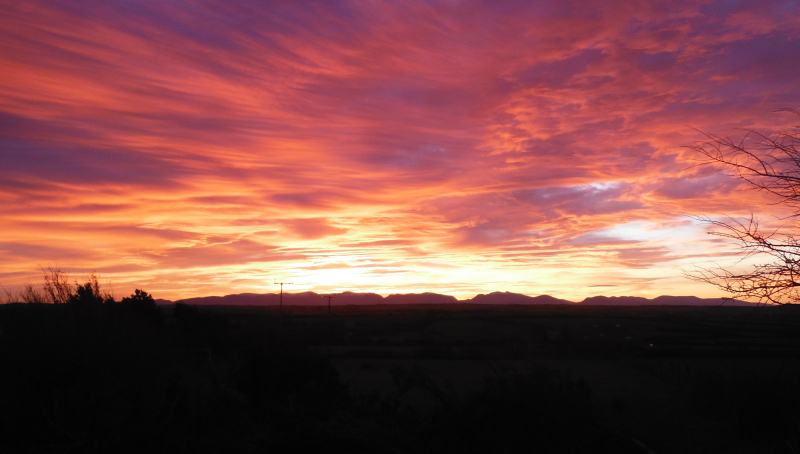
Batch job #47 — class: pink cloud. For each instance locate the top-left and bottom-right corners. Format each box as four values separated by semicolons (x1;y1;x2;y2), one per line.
284;218;348;239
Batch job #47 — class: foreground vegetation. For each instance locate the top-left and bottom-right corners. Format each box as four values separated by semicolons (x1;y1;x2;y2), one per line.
0;276;637;453
1;275;800;453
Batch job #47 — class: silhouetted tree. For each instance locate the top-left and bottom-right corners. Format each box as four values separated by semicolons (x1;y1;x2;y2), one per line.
120;288;155;306
687;110;800;304
69;274;114;306
120;288;160;320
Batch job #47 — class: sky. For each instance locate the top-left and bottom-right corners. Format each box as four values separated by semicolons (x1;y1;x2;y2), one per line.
2;0;800;301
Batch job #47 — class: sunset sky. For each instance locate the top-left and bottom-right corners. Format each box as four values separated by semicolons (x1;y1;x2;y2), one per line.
2;0;800;301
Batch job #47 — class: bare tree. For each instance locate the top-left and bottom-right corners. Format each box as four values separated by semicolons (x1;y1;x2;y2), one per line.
2;281;51;304
686;110;800;304
43;267;73;304
20;282;46;304
3;268;118;305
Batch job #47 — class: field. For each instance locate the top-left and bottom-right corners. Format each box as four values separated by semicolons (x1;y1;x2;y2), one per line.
211;303;800;453
2;301;799;453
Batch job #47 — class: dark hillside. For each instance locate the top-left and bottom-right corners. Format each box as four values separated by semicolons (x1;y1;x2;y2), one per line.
469;291;571;305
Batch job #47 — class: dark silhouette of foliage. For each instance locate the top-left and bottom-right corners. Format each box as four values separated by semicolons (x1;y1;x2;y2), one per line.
69;274;114;307
1;281;46;304
687;110;800;304
20;281;46;303
0;294;352;453
121;288;155;305
42;266;72;304
120;288;160;321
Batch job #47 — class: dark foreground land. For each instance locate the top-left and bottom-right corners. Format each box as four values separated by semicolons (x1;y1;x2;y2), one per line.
2;302;799;453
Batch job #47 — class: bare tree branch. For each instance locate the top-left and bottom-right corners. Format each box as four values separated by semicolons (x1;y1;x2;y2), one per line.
686;111;800;304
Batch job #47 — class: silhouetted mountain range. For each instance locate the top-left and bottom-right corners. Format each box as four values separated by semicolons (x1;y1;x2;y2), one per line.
156;290;755;306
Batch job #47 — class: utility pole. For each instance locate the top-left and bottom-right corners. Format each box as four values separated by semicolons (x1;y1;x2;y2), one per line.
321;293;337;356
322;294;337;317
274;281;292;319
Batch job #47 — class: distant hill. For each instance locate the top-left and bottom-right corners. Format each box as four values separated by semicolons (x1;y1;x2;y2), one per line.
173;291;384;307
385;292;458;305
157;291;754;306
468;292;571;305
